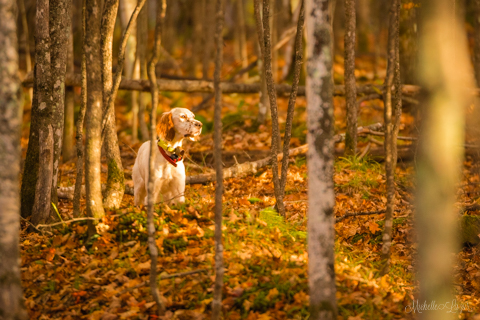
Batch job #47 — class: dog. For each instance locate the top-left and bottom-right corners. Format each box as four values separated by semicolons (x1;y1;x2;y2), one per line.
133;108;202;206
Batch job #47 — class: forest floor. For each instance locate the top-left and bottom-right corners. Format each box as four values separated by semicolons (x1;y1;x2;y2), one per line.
18;56;480;319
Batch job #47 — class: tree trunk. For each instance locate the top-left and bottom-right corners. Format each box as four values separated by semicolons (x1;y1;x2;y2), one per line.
344;0;357;156
73;0;88;217
189;0;204;77
137;3;150;140
22;0;53;223
63;19;75;162
18;0;32;101
147;0;167;315
380;0;400;275
85;0;106;222
416;0;473;318
32;125;54;225
49;0;71;208
21;0;53;222
212;0;225;318
305;0;337;319
101;0;125;209
260;0;285;216
0;0;27;316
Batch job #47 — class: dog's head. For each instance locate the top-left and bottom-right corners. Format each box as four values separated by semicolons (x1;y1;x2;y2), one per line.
157;108;203;142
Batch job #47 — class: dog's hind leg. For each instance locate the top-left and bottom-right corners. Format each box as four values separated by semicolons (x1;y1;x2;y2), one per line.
134;178;147;206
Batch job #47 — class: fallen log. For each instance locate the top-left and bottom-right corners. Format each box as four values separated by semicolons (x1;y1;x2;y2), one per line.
22;71;421;97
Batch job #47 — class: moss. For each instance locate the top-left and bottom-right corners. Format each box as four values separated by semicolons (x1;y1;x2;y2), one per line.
107;159;125;186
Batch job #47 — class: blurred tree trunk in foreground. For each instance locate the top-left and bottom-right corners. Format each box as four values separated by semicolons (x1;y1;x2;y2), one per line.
305;0;337;318
416;0;474;319
0;0;28;317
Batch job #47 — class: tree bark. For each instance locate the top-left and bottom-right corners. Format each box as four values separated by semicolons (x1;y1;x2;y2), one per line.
344;0;357;155
305;0;337;318
73;0;88;217
0;0;28;316
260;0;286;216
85;0;106;222
380;0;400;275
279;0;304;201
212;0;225;319
63;18;75;162
18;0;32;89
236;0;248;77
416;0;473;318
147;0;167;315
32;125;54;225
49;0;71;207
22;0;53;223
101;0;125;209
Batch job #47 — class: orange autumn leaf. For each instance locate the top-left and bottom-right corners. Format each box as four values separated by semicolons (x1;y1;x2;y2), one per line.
368;221;381;234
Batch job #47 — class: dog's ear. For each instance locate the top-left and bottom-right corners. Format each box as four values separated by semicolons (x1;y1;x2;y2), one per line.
157;112;176;141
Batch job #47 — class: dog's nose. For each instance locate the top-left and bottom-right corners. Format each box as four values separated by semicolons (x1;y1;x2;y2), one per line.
194;121;202;128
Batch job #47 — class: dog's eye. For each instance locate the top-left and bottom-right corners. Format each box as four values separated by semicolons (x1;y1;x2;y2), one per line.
181;114;186;119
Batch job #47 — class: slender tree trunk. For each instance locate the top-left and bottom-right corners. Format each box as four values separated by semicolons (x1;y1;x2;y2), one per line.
416;0;473;319
101;0;125;209
147;0;167;315
49;0;71;207
474;0;480;87
63;20;75;162
305;0;337;319
85;0;106;223
380;0;400;275
344;0;357;156
212;0;224;318
271;0;278;82
254;0;270;124
0;0;28;316
21;0;50;218
399;0;418;85
73;0;88;217
260;0;285;216
279;0;304;197
137;3;149;140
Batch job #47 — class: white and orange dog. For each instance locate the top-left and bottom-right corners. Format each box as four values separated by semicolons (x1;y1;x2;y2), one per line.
133;108;202;205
